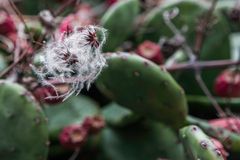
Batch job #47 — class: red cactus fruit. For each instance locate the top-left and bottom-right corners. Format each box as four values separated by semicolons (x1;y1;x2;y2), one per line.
59;4;95;34
82;116;105;134
0;10;16;35
107;0;118;6
59;124;88;150
33;86;66;105
136;40;164;64
214;69;240;97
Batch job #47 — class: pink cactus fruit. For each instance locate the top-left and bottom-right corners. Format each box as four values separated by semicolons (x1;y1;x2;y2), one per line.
82;116;105;134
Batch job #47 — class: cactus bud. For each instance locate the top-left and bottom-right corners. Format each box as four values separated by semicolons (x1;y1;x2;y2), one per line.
82;116;105;134
59;124;88;150
33;86;66;104
136;40;164;64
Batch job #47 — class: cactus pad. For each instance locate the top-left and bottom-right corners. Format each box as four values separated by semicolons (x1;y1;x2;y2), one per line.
0;81;48;160
180;125;225;160
96;53;188;129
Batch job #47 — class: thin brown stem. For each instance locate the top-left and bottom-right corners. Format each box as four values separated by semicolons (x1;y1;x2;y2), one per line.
194;68;227;117
165;59;240;72
0;49;28;78
192;0;225;118
193;0;218;55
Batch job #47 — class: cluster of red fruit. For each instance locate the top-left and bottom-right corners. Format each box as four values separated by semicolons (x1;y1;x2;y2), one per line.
59;116;105;150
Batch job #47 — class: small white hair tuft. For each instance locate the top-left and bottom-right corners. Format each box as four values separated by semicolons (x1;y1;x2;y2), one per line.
31;25;107;101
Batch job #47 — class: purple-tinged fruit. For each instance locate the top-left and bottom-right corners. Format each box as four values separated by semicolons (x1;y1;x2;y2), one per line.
59;124;88;150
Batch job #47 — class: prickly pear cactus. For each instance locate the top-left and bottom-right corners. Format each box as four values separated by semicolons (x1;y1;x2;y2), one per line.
139;0;231;95
101;0;140;51
180;125;225;160
96;53;188;129
0;81;48;160
101;121;186;160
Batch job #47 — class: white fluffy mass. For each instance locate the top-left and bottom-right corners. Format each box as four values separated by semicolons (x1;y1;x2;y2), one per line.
31;25;107;100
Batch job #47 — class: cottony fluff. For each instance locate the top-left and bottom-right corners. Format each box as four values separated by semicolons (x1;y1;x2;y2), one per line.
31;25;107;100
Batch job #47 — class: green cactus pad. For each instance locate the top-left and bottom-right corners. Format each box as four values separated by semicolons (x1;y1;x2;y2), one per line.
187;116;240;152
0;81;48;160
180;125;225;160
139;0;231;95
102;102;141;127
101;121;186;160
96;53;188;129
101;0;140;51
44;96;100;140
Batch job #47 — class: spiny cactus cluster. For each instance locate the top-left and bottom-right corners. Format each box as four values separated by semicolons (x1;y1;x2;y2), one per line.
1;0;240;160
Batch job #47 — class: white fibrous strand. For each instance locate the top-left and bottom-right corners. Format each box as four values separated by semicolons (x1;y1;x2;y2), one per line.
31;25;107;101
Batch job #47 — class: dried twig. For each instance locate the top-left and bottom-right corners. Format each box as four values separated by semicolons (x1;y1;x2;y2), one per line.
165;59;240;71
193;0;218;55
191;0;228;118
163;0;226;118
0;49;29;78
